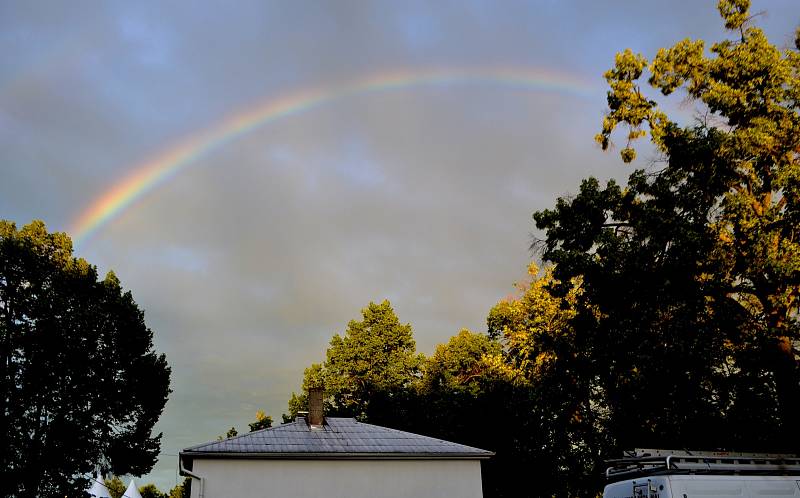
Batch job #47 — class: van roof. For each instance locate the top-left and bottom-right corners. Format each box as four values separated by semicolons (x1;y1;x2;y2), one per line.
605;451;800;481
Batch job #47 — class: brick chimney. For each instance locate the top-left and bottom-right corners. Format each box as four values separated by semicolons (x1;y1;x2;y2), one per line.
308;387;324;427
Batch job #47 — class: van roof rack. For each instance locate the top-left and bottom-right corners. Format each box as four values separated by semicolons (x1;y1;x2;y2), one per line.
605;449;800;480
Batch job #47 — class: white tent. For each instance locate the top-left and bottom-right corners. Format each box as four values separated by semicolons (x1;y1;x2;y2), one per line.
86;472;112;498
123;479;143;498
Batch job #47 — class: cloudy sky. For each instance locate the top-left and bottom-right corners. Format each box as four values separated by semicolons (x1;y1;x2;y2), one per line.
2;0;798;490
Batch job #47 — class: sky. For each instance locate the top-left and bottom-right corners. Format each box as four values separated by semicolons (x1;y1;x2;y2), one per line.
2;0;798;491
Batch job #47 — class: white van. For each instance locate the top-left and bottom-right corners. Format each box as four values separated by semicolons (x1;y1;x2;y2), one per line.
603;449;800;498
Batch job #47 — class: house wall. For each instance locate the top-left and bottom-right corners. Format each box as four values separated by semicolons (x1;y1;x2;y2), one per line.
189;458;484;498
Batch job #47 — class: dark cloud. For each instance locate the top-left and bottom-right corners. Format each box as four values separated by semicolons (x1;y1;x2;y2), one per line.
2;0;798;490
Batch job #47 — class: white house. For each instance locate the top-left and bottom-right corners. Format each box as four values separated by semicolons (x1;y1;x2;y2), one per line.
179;390;492;498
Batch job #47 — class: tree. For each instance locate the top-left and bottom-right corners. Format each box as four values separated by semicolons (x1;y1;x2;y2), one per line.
421;329;501;395
248;410;273;432
408;326;541;498
217;427;238;441
486;264;583;385
534;0;800;458
289;300;424;420
168;478;191;498
104;476;126;498
282;363;325;422
139;483;168;498
282;392;305;423
482;264;605;496
0;220;171;497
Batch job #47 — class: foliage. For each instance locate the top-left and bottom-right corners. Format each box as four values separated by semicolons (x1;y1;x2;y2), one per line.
217;426;239;440
421;329;501;395
248;410;273;432
289;300;424;419
139;483;168;498
215;414;275;440
105;476;126;498
282;392;305;423
486;263;584;384
535;0;800;463
0;220;171;497
167;478;191;498
481;265;605;496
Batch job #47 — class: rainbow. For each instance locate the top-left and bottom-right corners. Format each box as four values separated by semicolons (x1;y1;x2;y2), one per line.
70;66;596;247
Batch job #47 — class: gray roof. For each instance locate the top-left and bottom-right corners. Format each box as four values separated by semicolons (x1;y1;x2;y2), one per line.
180;417;493;461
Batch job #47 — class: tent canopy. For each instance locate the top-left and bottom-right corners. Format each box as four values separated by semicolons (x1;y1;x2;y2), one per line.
124;479;143;498
86;472;111;498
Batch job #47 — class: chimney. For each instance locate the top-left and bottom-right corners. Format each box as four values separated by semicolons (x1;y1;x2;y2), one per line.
308;387;324;427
